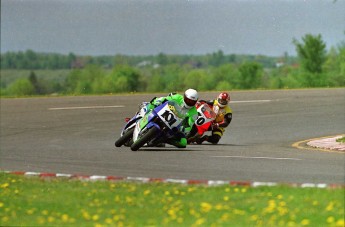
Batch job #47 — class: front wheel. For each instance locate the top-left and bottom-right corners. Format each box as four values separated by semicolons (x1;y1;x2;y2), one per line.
115;128;135;147
130;127;159;151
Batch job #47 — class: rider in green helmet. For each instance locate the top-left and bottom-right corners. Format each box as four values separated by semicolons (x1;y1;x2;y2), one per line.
148;88;199;148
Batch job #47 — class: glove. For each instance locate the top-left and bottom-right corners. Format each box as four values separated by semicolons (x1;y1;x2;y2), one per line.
212;123;219;130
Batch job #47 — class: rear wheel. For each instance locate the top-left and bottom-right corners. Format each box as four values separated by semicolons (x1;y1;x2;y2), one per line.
130;127;159;151
115;128;135;147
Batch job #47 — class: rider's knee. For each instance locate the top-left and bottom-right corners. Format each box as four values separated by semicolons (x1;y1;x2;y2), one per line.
179;138;187;148
208;134;221;144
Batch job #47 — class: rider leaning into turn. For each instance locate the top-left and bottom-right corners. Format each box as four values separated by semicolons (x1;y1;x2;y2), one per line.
191;92;233;145
147;88;199;148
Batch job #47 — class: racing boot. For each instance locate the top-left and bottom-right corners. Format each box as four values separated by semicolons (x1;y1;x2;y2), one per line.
196;136;209;144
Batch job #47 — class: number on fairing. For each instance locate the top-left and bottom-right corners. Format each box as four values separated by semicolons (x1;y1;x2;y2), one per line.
161;110;177;126
196;117;205;126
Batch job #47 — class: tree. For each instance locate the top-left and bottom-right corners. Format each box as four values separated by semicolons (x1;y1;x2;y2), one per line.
7;78;35;96
209;50;226;67
156;53;169;65
29;71;42;94
238;62;263;89
293;34;326;74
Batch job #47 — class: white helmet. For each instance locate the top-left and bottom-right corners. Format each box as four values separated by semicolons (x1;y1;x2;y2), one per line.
183;88;198;108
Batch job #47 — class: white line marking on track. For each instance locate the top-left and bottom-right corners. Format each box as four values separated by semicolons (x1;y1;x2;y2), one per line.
210;155;302;161
48;105;124;110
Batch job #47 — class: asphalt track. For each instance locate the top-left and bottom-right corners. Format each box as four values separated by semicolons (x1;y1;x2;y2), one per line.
1;89;344;184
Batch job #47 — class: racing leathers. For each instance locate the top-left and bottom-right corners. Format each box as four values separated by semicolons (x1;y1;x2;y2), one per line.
147;93;198;148
192;99;232;144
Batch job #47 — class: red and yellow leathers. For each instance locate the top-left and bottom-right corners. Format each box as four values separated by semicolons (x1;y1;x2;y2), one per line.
189;99;232;144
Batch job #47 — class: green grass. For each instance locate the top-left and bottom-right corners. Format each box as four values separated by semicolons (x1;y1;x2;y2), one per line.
0;173;344;226
0;69;70;87
336;137;345;143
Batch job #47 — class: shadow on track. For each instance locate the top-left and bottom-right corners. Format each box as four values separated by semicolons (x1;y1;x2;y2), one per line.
115;143;248;152
188;143;248;147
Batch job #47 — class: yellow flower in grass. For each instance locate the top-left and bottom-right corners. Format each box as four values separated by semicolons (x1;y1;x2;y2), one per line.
143;190;151;196
125;196;133;204
277;206;288;216
301;219;310;226
189;209;200;218
194;218;205;226
82;210;91;220
263;200;276;214
37;216;45;225
1;183;9;188
188;187;196;193
312;200;319;206
336;219;344;227
200;202;212;213
92;214;99;221
2;216;9;223
105;218;113;224
220;213;230;222
61;214;69;222
0;202;4;208
167;209;177;219
177;217;183;224
27;209;35;215
325;202;334;211
47;216;55;223
233;209;245;215
327;216;335;223
128;185;136;192
287;221;296;227
215;204;224;211
250;214;259;221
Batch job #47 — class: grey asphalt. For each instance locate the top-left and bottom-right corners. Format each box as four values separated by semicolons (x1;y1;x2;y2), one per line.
1;89;344;184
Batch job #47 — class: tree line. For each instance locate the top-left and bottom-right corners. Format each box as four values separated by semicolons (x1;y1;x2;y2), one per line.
1;49;282;70
1;34;344;96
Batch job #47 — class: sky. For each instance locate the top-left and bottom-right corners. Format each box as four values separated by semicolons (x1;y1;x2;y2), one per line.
1;0;344;57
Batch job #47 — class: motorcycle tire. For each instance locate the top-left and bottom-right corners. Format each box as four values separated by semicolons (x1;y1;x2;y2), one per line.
130;127;159;151
115;127;135;147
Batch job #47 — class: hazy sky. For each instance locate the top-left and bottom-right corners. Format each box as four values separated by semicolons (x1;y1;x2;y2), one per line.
1;0;344;56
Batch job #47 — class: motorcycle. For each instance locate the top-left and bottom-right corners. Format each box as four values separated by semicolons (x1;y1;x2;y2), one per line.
130;100;185;151
114;102;149;147
187;101;216;144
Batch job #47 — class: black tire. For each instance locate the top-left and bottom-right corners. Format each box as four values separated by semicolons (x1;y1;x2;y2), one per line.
115;127;135;147
130;127;159;151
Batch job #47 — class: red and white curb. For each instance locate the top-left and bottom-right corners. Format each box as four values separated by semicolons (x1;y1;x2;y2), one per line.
2;170;344;189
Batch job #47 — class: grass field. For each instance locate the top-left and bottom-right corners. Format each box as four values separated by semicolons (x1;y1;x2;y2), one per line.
0;69;70;87
0;173;344;226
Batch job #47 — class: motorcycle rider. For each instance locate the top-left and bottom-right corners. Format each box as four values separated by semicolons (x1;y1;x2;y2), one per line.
147;88;199;148
190;92;232;144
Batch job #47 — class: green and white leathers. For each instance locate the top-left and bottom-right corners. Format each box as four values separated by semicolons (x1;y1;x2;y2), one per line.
148;92;198;147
